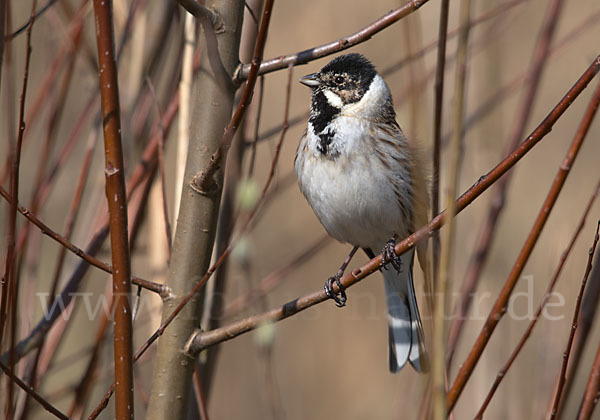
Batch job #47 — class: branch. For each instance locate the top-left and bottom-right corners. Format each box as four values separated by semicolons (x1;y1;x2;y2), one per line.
184;55;600;357
92;1;134;417
233;0;431;83
446;74;600;413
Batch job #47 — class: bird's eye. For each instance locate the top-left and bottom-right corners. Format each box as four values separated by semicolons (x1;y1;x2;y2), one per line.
334;76;344;84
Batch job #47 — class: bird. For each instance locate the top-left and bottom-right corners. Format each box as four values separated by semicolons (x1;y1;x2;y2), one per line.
294;53;430;373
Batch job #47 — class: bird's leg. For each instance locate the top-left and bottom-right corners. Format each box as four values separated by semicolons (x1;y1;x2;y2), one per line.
381;237;402;272
324;245;359;307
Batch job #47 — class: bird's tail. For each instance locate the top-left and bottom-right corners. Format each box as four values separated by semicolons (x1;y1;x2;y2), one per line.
383;249;428;373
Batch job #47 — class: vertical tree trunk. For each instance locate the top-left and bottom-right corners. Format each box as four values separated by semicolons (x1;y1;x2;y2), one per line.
146;1;244;419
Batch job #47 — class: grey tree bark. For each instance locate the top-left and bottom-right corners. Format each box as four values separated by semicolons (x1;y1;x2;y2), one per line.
146;1;244;418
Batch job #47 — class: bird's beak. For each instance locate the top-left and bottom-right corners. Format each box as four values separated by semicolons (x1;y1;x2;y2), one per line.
300;73;321;88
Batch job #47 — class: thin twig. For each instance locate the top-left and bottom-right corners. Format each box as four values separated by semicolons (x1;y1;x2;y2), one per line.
446;73;600;414
5;0;57;39
185;56;600;356
548;221;600;419
233;0;431;83
474;175;600;419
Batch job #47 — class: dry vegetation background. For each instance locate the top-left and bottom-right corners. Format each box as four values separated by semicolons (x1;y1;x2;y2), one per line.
1;0;600;419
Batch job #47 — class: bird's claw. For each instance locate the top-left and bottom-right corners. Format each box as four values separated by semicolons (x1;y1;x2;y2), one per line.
324;275;347;307
382;238;402;272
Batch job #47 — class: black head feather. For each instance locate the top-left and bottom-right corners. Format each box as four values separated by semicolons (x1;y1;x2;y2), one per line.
320;53;377;86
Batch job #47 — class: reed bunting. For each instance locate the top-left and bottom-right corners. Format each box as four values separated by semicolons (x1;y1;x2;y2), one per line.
295;53;429;372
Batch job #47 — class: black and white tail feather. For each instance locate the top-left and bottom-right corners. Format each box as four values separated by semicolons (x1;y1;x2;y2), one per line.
383;249;428;372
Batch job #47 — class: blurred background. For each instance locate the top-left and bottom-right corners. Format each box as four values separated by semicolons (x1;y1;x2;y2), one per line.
1;0;600;418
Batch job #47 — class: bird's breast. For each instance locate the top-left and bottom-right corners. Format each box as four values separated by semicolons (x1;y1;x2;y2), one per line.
295;120;410;250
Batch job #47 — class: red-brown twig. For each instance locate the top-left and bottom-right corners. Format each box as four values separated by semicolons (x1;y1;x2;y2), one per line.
446;0;566;367
447;74;600;413
474;176;600;419
234;0;431;82
191;0;274;194
185;55;600;357
0;359;69;420
548;221;600;419
92;1;134;418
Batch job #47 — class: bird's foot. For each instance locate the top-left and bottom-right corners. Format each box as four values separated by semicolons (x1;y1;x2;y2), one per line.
324;274;347;308
381;238;402;272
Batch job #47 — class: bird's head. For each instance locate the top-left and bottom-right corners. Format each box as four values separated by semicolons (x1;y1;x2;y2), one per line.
300;53;393;122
